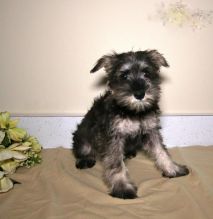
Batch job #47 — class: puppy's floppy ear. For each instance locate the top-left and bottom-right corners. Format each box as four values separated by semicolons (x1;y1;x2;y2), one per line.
90;54;114;73
147;50;169;68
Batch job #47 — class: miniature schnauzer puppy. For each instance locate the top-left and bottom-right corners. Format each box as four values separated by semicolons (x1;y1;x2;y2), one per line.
72;50;189;199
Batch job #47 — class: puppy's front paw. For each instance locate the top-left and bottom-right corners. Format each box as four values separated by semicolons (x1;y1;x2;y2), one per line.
124;151;137;159
162;164;189;178
110;183;138;199
75;158;96;169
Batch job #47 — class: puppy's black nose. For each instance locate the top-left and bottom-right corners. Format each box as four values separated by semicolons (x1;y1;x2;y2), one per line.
134;91;145;100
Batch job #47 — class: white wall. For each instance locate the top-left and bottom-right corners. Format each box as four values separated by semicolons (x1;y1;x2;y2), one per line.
16;116;213;148
1;0;213;116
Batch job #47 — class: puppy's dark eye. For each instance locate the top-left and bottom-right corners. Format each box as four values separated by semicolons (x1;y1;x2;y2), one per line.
142;68;149;75
120;70;130;80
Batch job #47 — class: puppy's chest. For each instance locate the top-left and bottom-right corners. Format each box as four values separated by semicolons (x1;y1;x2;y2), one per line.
112;116;158;135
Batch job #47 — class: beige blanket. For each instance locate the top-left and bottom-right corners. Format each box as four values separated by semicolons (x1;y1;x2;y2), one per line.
1;146;213;219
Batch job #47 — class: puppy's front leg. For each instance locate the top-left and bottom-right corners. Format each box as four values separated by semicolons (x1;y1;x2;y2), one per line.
103;136;137;199
143;130;189;178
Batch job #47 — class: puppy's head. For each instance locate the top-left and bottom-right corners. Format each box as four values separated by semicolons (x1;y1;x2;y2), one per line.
90;50;169;112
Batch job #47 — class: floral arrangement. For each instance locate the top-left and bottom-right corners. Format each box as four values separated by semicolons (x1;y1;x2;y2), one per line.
154;1;213;30
0;112;42;193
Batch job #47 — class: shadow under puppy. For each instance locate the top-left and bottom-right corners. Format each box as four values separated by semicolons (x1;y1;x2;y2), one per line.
72;50;189;199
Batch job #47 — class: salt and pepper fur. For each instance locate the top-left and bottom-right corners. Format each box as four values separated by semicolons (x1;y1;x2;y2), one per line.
72;50;189;199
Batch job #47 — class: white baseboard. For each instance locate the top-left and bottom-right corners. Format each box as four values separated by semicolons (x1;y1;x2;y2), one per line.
13;116;213;148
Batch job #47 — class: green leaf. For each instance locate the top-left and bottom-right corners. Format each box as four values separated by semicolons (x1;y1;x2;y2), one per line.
31;143;42;153
22;142;32;147
0;149;27;161
0;176;13;193
8;119;19;129
0;131;5;144
7;143;20;149
0;171;4;179
1;160;19;174
27;136;42;152
12;145;31;151
1;133;11;147
7;128;27;142
21;151;42;168
0;145;5;149
0;112;10;129
26;136;38;144
8;143;31;151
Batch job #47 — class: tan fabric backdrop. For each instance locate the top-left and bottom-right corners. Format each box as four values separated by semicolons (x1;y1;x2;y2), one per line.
1;146;213;219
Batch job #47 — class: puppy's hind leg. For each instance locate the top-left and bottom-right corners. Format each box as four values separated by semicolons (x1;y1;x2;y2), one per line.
73;133;96;169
